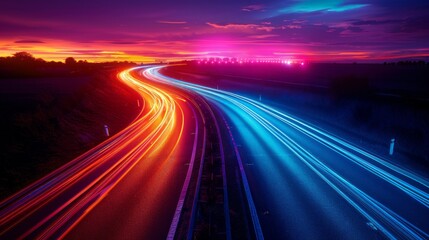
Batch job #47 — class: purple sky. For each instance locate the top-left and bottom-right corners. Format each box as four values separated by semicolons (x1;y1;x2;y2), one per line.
1;0;429;62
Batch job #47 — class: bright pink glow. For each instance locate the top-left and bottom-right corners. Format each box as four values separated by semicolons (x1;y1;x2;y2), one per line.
1;1;428;63
192;57;305;66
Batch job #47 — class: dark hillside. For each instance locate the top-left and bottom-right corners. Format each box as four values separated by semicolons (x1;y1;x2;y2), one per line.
0;54;140;199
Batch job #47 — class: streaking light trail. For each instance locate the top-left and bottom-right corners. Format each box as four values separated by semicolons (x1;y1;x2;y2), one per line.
144;65;429;240
0;67;203;239
1;64;427;239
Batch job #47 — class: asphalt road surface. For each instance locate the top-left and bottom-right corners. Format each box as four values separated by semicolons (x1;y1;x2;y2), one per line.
149;65;429;240
1;65;428;240
0;67;207;239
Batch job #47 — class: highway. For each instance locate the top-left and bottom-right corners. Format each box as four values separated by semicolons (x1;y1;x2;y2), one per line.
0;67;208;239
147;65;429;240
1;64;428;239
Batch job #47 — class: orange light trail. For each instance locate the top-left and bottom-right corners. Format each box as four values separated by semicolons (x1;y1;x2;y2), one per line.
0;66;201;239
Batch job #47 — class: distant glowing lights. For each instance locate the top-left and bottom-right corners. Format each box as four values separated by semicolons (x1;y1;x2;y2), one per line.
194;57;305;66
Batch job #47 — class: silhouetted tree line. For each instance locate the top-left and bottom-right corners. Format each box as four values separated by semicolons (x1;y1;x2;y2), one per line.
383;60;428;66
0;52;137;78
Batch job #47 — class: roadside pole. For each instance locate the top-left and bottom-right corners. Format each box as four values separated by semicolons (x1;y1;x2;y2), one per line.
104;124;110;137
389;138;395;155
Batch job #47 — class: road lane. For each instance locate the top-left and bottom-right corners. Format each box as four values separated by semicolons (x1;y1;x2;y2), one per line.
142;67;261;239
2;64;427;239
151;65;429;240
0;66;206;239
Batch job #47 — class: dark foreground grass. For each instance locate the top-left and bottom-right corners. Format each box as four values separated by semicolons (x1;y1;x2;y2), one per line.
0;70;140;200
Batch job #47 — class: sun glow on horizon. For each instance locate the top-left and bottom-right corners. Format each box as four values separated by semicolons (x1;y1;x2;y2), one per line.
1;37;428;63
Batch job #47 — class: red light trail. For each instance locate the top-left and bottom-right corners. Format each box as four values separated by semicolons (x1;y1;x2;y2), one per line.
1;64;428;239
0;67;206;239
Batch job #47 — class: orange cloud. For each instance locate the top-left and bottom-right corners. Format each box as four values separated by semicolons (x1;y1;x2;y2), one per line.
0;39;155;63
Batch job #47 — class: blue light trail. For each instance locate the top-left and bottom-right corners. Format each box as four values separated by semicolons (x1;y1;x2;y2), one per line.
142;65;429;240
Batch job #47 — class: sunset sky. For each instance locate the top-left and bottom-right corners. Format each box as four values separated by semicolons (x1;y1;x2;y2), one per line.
1;0;429;62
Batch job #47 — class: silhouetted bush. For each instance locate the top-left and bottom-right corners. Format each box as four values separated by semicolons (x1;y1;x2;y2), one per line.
65;57;77;65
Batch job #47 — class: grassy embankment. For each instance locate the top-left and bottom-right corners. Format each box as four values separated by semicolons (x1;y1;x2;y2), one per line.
0;57;140;200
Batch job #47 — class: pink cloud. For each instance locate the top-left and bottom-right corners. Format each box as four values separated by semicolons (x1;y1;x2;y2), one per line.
248;34;278;39
206;22;275;32
157;20;187;24
284;24;302;29
241;4;265;12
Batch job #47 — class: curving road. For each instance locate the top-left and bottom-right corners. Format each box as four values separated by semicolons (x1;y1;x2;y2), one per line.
0;67;208;239
1;65;428;240
148;65;429;240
